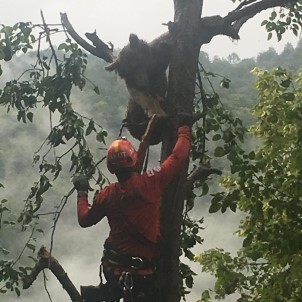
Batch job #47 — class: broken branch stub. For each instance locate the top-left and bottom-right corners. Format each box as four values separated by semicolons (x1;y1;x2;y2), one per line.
23;246;83;302
60;13;114;63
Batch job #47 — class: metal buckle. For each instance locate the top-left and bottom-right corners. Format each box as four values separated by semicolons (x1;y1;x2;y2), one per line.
130;257;144;269
123;272;133;290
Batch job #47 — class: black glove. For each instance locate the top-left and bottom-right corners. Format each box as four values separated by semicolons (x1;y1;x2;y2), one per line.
177;112;192;127
72;174;92;192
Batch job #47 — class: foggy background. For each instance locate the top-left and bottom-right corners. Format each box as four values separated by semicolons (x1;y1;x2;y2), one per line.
0;1;300;302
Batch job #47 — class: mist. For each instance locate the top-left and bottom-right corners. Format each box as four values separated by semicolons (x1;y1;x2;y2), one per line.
2;37;302;302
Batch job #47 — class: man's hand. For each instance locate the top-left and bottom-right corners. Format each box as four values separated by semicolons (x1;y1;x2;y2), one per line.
72;174;92;192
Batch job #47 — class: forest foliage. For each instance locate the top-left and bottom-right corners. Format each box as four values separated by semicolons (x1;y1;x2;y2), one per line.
0;14;302;301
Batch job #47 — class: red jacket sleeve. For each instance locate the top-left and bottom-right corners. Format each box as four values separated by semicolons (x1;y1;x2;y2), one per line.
145;125;191;189
77;188;108;227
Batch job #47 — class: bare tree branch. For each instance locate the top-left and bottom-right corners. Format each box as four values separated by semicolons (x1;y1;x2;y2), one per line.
61;1;299;63
236;0;258;11
186;166;222;189
60;13;114;63
23;246;83;302
198;0;298;44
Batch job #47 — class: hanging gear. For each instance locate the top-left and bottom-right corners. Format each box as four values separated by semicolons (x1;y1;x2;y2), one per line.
102;241;155;272
107;138;138;174
119;272;134;302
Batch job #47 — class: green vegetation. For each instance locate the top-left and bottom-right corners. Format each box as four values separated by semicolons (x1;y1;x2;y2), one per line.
197;66;302;302
1;7;302;302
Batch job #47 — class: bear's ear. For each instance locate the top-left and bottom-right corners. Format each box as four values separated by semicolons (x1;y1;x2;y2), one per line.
129;33;139;49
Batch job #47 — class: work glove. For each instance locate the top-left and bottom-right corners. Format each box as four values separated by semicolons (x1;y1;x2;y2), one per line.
177;112;193;127
72;174;92;193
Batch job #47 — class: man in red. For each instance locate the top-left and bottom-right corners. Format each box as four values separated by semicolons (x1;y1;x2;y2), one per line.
74;116;191;302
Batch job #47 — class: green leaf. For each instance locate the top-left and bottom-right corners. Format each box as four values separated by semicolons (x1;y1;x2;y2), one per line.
280;78;291;88
270;11;277;20
58;43;67;50
17;110;26;123
201;182;209;196
209;201;221;213
96;131;107;144
282;92;295;101
248;151;255;160
261;20;268;26
26;243;36;252
267;114;278;123
214;146;225;157
242;236;252;247
185;275;194;288
86;120;96;136
5;282;12;289
212;134;221;141
229;202;237;213
26;112;33;122
15;287;20;297
94;86;100;95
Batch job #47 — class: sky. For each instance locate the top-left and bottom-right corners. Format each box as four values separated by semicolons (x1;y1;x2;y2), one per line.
1;0;300;60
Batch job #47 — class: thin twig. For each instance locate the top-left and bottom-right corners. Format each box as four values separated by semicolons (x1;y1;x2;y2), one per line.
37;211;60;216
40;10;59;73
49;187;75;256
12;223;37;268
43;270;53;302
56;142;78;161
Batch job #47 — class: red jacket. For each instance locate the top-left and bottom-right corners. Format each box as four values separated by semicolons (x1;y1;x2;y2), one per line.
77;125;191;261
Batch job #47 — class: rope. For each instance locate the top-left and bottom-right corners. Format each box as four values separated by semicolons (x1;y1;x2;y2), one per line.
143;147;149;173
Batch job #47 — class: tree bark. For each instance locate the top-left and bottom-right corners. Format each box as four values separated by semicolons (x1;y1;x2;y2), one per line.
158;2;203;302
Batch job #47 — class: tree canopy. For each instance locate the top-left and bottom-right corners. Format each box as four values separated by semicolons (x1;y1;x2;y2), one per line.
197;66;302;302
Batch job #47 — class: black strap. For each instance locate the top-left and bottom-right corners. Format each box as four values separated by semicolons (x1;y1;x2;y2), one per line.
143;146;149;173
103;245;154;270
120;272;134;302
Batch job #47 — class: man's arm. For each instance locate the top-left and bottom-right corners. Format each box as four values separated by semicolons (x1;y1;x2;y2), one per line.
73;175;106;227
77;193;106;227
156;125;191;188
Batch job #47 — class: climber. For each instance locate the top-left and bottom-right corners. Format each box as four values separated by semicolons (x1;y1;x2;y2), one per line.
73;113;192;302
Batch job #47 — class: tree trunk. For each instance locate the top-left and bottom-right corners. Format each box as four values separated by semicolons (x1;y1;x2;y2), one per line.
158;1;203;302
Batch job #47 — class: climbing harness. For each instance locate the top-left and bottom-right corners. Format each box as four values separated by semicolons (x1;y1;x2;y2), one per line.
103;242;155;271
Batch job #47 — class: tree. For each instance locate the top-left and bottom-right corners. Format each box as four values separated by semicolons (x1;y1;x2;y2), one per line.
196;66;302;302
256;46;279;69
0;1;302;302
227;53;241;64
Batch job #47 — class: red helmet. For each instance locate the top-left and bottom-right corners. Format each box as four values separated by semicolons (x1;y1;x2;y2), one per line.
106;137;138;173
